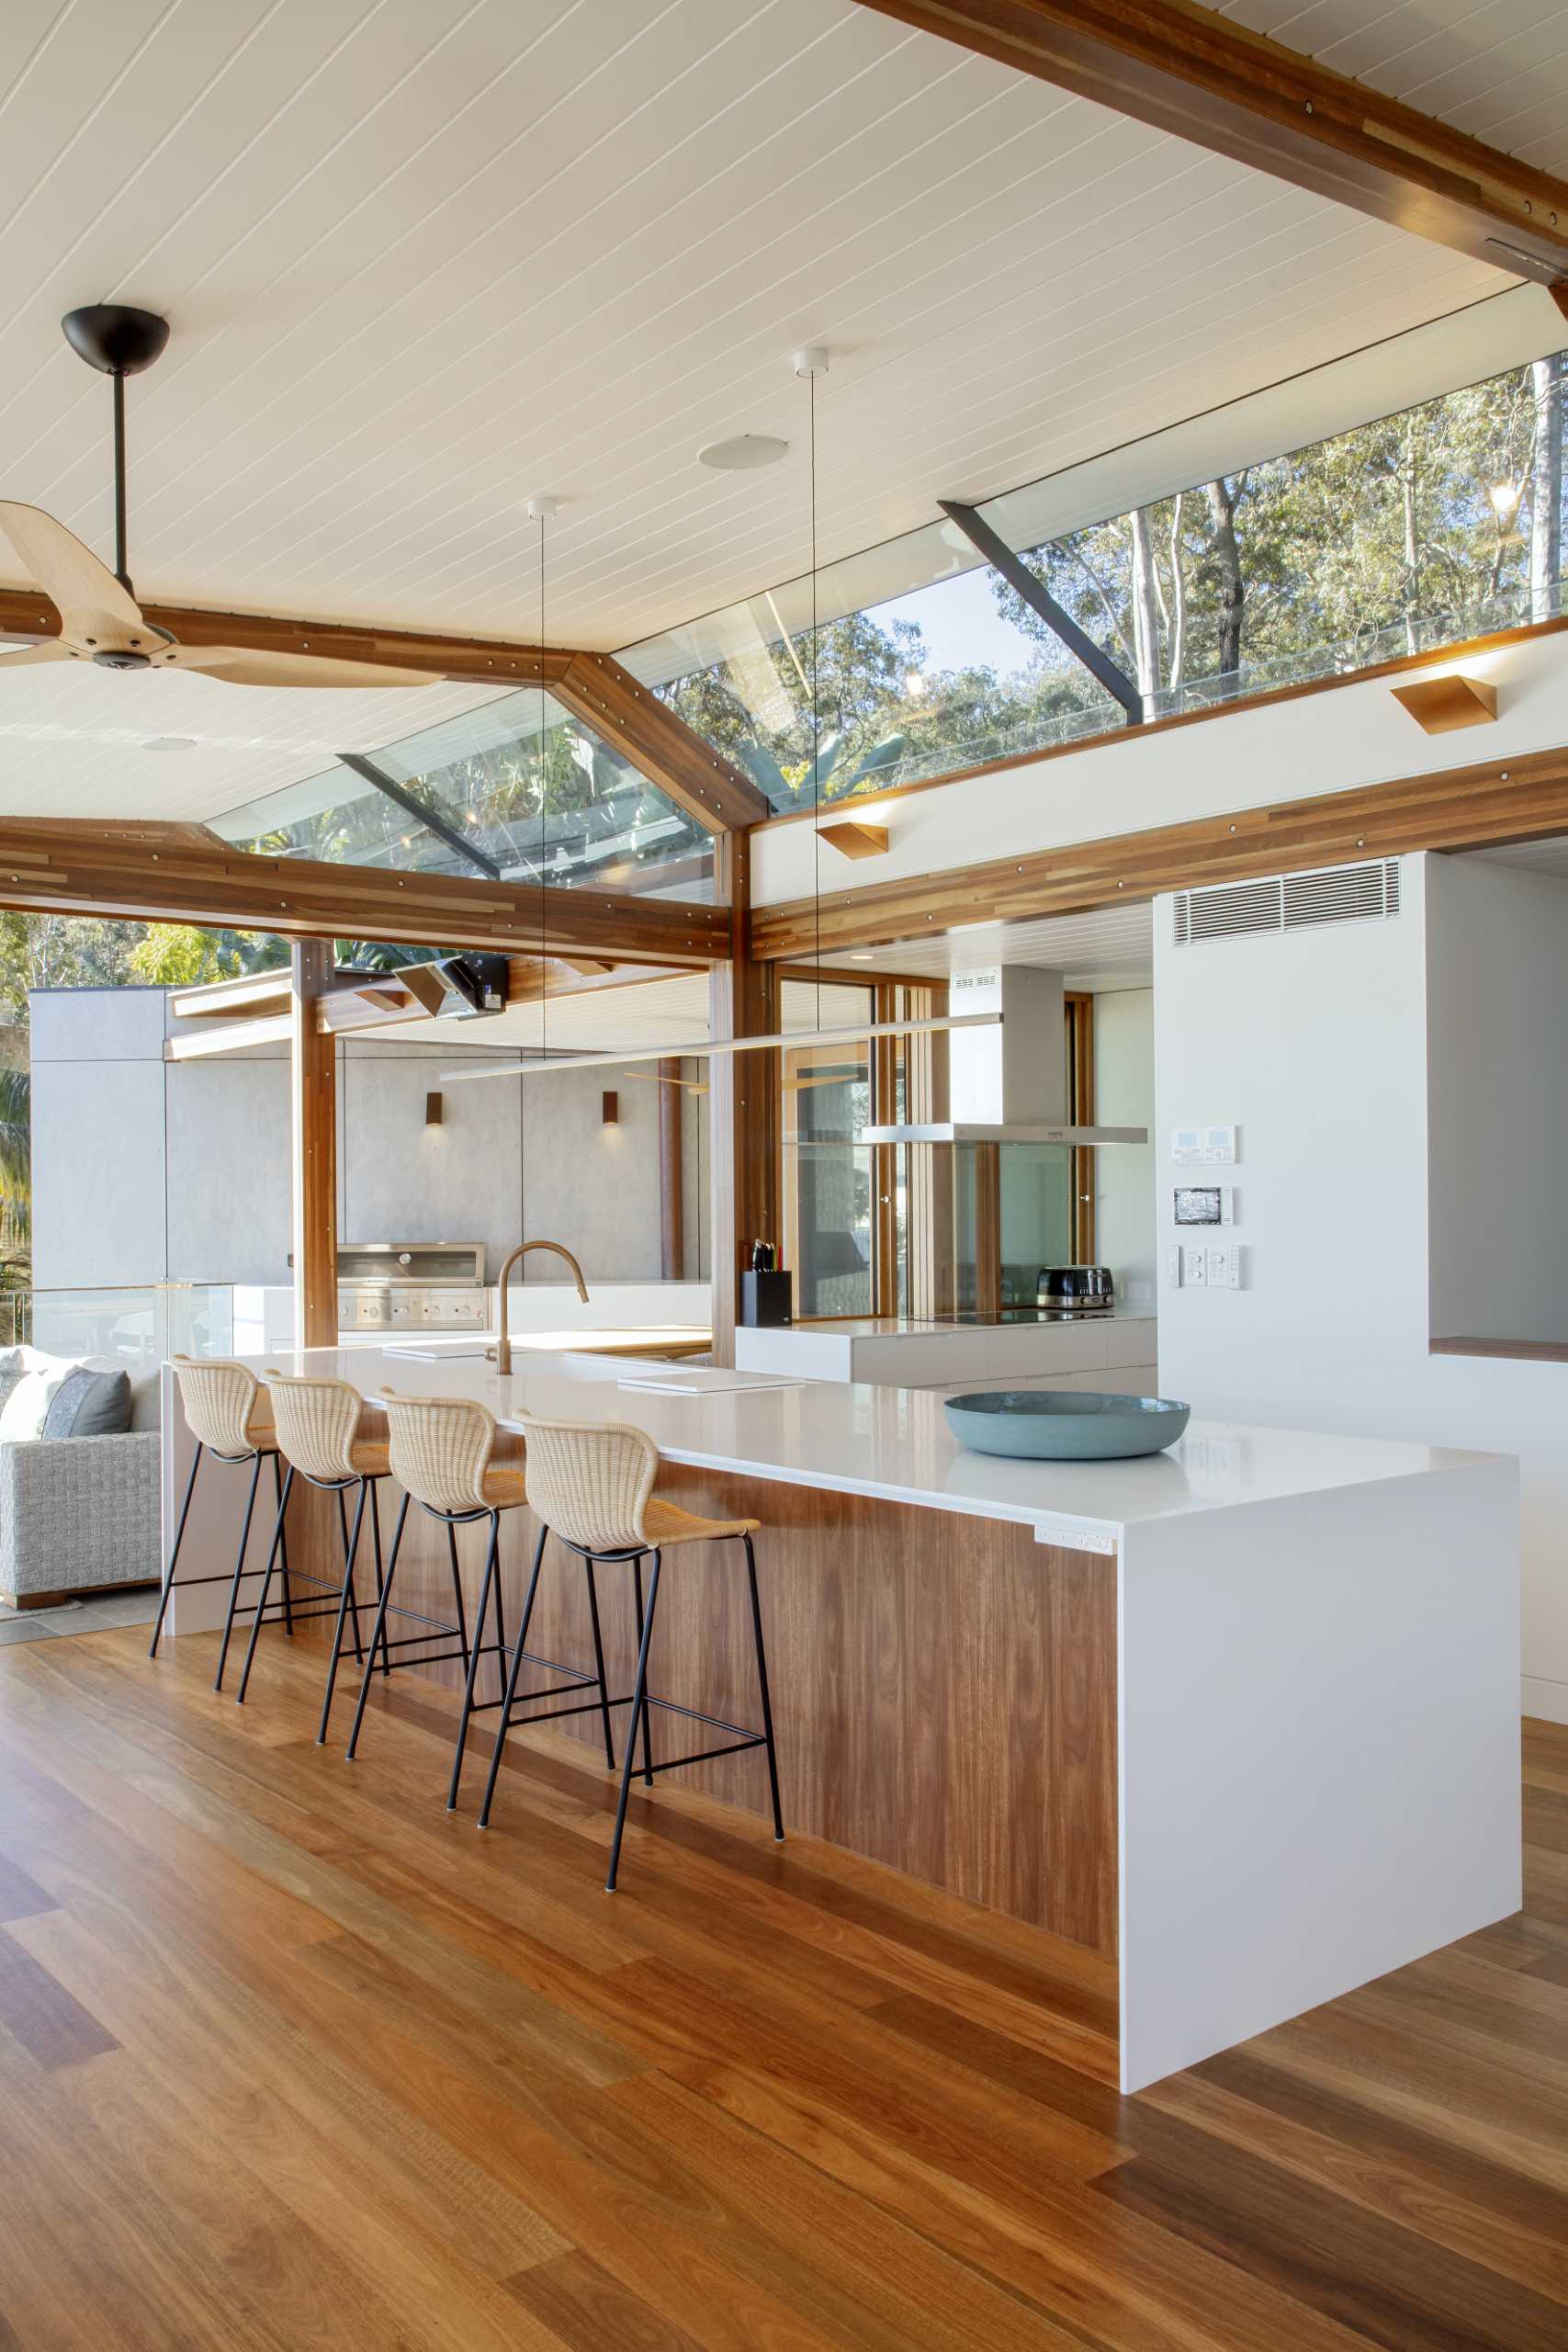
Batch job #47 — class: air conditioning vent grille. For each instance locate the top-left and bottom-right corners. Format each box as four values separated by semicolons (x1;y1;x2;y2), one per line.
1174;859;1400;945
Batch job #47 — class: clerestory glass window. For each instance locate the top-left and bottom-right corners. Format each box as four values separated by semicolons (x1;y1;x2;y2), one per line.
621;347;1568;814
211;686;715;902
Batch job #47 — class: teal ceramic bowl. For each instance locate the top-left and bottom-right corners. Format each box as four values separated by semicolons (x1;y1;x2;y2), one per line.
943;1389;1190;1461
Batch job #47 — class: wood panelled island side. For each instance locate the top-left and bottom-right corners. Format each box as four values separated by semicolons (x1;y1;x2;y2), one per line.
160;1349;1521;2093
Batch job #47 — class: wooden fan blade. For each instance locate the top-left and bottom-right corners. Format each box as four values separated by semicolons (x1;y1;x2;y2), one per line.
0;639;77;668
0;502;143;650
155;644;434;690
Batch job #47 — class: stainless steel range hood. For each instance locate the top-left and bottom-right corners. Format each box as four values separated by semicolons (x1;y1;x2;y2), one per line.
863;967;1147;1147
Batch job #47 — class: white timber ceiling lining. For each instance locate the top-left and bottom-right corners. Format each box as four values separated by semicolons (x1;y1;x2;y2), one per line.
0;0;1528;668
843;901;1156;989
1216;3;1568;171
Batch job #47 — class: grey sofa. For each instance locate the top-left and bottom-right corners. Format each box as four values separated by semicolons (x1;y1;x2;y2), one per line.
0;1362;161;1609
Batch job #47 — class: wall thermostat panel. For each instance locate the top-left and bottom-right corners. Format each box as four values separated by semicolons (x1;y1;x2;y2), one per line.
1171;1124;1237;1165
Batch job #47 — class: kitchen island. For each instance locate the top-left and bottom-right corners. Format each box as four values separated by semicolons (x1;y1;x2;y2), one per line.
159;1350;1520;2094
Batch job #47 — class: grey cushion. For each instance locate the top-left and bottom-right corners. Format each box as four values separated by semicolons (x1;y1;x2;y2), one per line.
0;1350;23;1419
41;1365;133;1439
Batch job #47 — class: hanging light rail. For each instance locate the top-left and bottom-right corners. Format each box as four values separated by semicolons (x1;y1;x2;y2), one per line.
436;1010;1002;1085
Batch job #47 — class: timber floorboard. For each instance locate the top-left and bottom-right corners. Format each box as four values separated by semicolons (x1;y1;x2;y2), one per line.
0;1626;1559;2351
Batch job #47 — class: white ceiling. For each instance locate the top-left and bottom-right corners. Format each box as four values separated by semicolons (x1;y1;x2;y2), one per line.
1218;4;1568;169
845;902;1155;992
0;0;1519;672
1468;835;1568;880
0;649;507;820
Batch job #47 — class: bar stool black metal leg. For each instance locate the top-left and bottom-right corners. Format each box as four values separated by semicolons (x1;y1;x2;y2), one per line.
314;1476;369;1743
337;1488;364;1666
446;1521;471;1678
477;1522;548;1830
369;1476;391;1675
448;1510;501;1811
149;1442;202;1657
234;1464;295;1705
490;1540;508;1704
631;1554;656;1785
213;1452;265;1693
273;1451;294;1636
345;1493;409;1760
582;1558;615;1770
741;1532;784;1843
607;1549;661;1892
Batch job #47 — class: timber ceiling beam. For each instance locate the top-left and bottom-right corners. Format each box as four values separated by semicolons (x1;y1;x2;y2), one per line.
0;587;767;835
0;819;731;966
853;1;1568;283
750;743;1568;958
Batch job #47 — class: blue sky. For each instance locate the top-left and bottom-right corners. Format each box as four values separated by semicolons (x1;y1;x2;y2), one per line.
871;565;1043;680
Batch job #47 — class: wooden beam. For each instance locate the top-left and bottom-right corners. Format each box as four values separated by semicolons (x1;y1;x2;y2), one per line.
164;1013;293;1062
558;652;770;831
751;741;1568;956
853;0;1568;281
0;820;731;965
0;587;571;685
708;831;780;1367
658;1057;685;1282
872;982;897;1315
904;982;954;1321
0;594;764;833
289;941;337;1351
502;955;696;1005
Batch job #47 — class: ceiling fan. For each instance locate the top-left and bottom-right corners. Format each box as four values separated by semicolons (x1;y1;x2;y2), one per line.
0;307;430;691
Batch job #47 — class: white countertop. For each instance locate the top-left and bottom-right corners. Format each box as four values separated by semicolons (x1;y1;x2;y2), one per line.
239;1345;1494;1549
788;1306;1154;1337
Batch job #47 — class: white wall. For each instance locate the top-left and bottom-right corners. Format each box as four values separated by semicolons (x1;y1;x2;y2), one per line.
1427;855;1568;1344
1093;988;1155;1306
28;988;169;1287
1155;854;1568;1724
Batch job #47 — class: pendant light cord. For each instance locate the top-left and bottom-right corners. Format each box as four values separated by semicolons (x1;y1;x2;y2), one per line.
809;365;820;1031
538;509;547;1066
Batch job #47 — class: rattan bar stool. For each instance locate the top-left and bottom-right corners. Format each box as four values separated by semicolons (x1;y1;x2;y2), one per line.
480;1415;784;1892
334;1391;510;1796
150;1356;294;1691
358;1390;617;1811
232;1371;396;1736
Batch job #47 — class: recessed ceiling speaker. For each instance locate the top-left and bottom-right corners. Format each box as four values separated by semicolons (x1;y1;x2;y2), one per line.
698;434;789;470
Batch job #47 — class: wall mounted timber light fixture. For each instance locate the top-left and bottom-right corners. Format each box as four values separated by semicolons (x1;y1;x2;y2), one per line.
602;1091;618;1125
424;1091;443;1125
1391;673;1498;733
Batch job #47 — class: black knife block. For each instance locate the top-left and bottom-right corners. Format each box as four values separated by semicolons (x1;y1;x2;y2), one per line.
740;1270;793;1328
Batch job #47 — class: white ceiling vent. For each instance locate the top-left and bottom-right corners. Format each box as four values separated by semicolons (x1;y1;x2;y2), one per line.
1174;859;1400;945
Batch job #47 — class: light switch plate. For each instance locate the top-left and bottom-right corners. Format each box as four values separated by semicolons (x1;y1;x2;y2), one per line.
1181;1244;1208;1287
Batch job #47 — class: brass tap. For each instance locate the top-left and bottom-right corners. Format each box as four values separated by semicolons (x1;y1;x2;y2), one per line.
490;1240;590;1374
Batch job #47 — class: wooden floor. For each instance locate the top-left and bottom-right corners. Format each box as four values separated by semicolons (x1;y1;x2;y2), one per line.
0;1628;1564;2352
